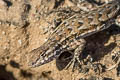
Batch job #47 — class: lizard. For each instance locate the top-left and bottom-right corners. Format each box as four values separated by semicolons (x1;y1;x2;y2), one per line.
27;0;120;70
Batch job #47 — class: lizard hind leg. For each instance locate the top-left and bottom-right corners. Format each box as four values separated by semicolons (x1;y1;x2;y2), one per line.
106;34;120;71
65;39;86;71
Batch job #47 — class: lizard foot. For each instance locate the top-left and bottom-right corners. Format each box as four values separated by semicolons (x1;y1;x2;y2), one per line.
64;54;83;71
106;51;120;71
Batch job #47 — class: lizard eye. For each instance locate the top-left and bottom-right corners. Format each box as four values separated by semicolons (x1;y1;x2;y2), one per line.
116;15;120;27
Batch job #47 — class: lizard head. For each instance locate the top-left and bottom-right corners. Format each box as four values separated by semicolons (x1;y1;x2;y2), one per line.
27;42;62;68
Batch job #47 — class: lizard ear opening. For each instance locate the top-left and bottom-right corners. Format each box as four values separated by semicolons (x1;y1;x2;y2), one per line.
116;15;120;27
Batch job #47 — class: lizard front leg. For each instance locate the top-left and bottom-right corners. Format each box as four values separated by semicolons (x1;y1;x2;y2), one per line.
65;39;86;71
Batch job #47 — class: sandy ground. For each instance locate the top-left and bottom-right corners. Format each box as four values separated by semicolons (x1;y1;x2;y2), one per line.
0;0;120;80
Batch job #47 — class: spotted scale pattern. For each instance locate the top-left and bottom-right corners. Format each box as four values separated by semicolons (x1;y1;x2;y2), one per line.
28;1;120;68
